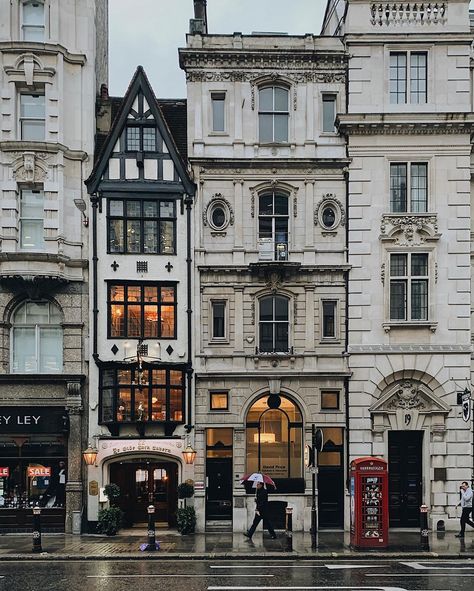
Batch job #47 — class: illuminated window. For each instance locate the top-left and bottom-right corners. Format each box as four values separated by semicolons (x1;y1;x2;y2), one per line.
108;283;176;339
210;391;229;411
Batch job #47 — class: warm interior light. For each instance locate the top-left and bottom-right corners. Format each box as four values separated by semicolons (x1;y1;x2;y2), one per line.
254;433;276;444
182;444;197;465
82;445;98;466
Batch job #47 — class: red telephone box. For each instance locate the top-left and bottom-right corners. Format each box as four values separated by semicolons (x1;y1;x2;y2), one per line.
350;457;388;549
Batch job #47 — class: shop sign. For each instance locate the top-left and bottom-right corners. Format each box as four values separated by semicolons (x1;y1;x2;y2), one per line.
0;407;66;434
0;467;9;477
89;480;99;496
27;466;51;477
99;438;183;459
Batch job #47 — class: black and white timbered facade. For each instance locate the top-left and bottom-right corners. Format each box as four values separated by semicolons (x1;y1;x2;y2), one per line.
85;67;195;529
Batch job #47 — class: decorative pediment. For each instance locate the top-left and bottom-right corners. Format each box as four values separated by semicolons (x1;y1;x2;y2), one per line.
380;213;440;246
11;152;50;183
370;380;450;432
4;53;55;86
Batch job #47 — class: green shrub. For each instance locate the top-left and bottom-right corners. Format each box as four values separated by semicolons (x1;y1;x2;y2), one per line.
104;483;121;506
177;482;194;500
176;506;196;535
97;506;124;536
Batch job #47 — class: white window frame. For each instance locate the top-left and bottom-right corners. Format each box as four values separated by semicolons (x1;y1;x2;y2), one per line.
210;91;227;134
19;187;45;250
389;161;428;213
21;0;46;42
19;91;45;141
387;47;430;107
11;300;63;374
258;85;290;144
321;93;337;134
209;299;228;343
257;191;290;262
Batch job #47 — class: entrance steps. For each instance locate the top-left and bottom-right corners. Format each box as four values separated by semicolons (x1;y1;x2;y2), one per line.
206;520;232;532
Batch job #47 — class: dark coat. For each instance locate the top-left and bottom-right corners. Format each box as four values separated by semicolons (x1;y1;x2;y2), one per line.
255;487;269;512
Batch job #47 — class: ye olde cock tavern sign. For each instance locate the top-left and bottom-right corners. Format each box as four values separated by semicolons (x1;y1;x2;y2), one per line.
0;407;67;434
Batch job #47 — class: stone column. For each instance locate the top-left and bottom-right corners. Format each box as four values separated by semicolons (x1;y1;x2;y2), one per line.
65;381;83;534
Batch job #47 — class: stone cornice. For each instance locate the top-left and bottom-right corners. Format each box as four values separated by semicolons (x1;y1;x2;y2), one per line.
0;141;88;161
0;253;88;269
0;42;87;65
337;113;474;135
192;158;351;175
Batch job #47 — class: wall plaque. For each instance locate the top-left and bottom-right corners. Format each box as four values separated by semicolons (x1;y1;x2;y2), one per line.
89;480;99;496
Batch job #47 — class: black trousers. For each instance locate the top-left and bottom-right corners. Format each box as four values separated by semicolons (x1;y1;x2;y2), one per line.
248;510;275;537
460;507;474;534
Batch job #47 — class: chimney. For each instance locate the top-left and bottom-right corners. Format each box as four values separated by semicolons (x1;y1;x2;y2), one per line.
190;0;208;34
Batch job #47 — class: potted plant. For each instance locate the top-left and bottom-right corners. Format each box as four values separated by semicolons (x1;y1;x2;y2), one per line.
176;506;196;535
97;483;124;536
177;482;194;508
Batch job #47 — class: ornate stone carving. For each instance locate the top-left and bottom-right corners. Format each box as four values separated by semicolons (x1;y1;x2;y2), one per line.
187;70;346;85
11;152;49;183
380;214;439;246
387;381;426;410
314;194;346;228
266;272;283;293
203;193;234;229
380;262;385;285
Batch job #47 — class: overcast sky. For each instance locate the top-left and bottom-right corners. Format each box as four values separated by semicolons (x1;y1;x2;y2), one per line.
109;0;327;98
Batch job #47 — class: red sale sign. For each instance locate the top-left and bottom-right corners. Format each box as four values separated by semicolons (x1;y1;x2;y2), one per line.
27;466;51;478
0;467;9;477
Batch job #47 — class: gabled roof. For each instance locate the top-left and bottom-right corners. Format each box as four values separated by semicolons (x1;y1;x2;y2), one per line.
85;66;194;196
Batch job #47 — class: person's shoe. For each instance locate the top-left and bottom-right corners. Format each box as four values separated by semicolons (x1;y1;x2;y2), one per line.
455;533;465;538
243;532;252;539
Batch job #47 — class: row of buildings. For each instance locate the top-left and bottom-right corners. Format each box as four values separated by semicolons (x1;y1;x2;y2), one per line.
0;0;472;534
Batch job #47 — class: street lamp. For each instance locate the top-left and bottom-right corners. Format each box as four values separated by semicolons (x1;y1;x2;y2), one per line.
82;444;98;466
182;443;197;465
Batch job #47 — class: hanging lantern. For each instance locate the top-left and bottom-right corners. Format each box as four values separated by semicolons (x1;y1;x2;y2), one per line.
82;445;98;466
182;443;197;465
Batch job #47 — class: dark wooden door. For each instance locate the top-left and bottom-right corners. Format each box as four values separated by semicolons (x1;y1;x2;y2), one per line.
206;458;232;520
318;449;344;528
388;431;423;527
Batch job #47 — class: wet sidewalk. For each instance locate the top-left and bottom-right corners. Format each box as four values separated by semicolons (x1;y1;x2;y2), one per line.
0;529;474;560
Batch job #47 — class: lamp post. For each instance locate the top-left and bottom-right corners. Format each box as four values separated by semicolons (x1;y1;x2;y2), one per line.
310;425;324;550
82;444;98;466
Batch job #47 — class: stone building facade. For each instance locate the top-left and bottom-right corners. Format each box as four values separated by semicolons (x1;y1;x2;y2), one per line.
0;0;107;532
180;18;351;532
323;0;474;531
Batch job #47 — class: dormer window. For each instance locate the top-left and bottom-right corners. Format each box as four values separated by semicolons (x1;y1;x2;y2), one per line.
21;1;45;42
258;86;289;143
126;126;157;152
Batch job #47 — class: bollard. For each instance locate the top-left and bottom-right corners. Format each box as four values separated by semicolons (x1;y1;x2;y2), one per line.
145;505;156;551
420;504;430;551
32;506;42;553
285;507;293;552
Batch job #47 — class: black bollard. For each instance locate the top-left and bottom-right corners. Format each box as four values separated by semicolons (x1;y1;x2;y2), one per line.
285;507;293;552
145;505;156;551
32;506;42;553
420;504;430;551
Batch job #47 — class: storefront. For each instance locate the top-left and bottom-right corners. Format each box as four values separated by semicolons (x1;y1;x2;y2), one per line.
0;406;69;531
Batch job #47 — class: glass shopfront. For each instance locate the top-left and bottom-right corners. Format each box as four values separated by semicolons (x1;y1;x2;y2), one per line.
0;406;68;531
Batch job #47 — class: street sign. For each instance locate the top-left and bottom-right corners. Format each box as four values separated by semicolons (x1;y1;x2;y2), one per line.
314;428;324;452
304;444;312;468
462;390;471;422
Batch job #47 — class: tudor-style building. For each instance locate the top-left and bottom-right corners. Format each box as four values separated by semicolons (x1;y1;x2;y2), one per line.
0;0;106;533
180;5;350;532
85;67;195;530
322;0;474;531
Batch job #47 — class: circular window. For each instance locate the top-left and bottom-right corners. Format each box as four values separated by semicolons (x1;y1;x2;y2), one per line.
211;206;226;229
322;206;336;229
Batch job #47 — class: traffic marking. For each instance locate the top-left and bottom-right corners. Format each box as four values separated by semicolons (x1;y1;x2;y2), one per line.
87;574;275;578
210;565;384;570
401;561;474;570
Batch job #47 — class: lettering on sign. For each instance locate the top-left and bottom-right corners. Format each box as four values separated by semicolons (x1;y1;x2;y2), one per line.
0;467;9;477
0;415;40;425
27;466;51;477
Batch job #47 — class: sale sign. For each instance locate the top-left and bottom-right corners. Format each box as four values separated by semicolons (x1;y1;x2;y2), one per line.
0;467;9;477
27;466;51;477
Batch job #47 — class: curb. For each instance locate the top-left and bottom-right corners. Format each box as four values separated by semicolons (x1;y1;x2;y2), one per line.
1;551;474;561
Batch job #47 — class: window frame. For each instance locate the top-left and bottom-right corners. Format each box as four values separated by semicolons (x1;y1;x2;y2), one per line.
389;252;429;322
19;92;45;141
11;300;63;374
321;299;338;341
321;93;337;134
107;197;177;255
258;85;290;144
21;0;46;42
321;390;340;411
107;282;177;340
210;91;226;134
125;125;158;152
258;191;290;261
19;188;45;250
210;299;228;342
209;390;229;411
99;366;185;425
258;294;290;354
389;50;428;105
390;161;428;213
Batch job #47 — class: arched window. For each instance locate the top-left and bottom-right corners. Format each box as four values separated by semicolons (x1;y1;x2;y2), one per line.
21;1;45;41
246;394;303;485
258;191;289;261
258;86;289;143
12;301;62;373
259;295;289;353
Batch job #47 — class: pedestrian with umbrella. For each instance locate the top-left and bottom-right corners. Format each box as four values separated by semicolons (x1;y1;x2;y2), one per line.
241;473;277;540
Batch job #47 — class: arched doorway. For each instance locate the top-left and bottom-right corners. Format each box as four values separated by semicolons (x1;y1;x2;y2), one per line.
109;458;178;528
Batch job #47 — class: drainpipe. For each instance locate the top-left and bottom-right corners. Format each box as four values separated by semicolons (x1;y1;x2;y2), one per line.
185;193;194;433
91;193;100;362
